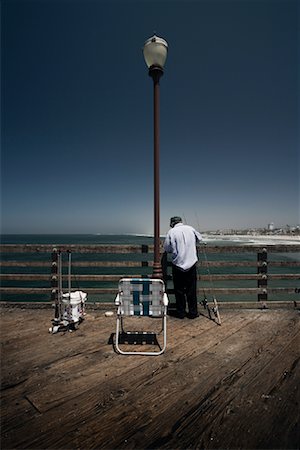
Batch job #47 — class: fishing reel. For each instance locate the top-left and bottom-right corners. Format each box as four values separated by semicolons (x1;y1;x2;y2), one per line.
201;297;209;309
201;297;220;320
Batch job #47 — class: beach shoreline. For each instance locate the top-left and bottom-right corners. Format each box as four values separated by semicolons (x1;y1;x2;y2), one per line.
202;234;300;245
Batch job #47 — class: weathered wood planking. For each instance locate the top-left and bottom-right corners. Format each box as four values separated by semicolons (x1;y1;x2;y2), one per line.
3;287;297;296
0;261;153;267
2;260;299;268
0;244;154;253
1;307;299;449
1;243;300;253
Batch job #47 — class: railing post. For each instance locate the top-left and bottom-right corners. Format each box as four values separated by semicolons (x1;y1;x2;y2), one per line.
51;248;59;320
257;248;268;307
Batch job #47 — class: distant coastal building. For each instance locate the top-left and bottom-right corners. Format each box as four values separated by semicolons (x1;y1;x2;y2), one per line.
268;222;275;232
206;224;299;236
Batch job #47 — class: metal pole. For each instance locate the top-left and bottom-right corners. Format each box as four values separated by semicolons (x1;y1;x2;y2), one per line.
68;251;71;299
149;66;163;279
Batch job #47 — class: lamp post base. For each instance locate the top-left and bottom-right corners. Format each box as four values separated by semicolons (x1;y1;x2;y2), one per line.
152;262;163;279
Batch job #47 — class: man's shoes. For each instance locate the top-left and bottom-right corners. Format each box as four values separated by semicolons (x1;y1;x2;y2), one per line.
177;313;185;319
168;310;185;319
168;310;199;319
186;312;199;319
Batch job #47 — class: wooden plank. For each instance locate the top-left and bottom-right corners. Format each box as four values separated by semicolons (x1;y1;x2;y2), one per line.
267;287;300;294
199;261;257;267
198;287;299;295
0;300;297;311
0;261;153;268
1;244;299;254
0;310;252;407
1;311;260;447
0;287;116;294
1;287;298;296
2;273;296;282
268;274;300;280
143;312;300;450
0;274;51;281
99;312;298;450
0;261;51;267
199;274;300;281
1;309;299;450
0;274;143;282
0;260;300;268
16;312;295;448
198;261;300;268
0;287;52;294
0;244;154;254
1;260;298;268
270;261;300;267
202;333;300;450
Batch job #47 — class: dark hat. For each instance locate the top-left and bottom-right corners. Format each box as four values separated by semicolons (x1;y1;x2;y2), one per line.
170;216;182;227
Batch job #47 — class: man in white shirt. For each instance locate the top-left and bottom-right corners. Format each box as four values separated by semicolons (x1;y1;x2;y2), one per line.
164;216;204;319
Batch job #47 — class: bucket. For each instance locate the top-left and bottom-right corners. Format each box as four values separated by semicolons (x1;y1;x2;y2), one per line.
62;290;87;323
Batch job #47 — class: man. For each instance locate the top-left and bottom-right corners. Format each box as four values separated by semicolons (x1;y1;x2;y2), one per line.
163;216;204;319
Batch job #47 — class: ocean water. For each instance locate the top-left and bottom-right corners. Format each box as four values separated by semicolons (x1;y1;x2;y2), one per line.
1;234;299;303
1;234;155;246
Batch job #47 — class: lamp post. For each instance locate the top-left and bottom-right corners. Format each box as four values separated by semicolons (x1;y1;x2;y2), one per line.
143;34;168;279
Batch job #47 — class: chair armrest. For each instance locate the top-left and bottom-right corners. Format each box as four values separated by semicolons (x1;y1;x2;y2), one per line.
163;293;169;306
115;294;120;306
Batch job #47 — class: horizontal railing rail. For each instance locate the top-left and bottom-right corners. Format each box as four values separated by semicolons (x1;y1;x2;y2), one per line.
1;243;299;305
1;244;299;253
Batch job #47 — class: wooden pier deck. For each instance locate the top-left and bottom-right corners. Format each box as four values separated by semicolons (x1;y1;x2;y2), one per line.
1;305;299;450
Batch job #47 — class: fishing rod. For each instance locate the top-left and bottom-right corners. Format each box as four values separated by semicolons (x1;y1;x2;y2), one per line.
58;251;63;321
68;250;71;301
49;251;65;333
194;213;222;325
49;251;86;333
67;250;86;317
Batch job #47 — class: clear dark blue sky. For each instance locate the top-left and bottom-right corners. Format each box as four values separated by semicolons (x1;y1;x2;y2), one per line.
1;0;299;234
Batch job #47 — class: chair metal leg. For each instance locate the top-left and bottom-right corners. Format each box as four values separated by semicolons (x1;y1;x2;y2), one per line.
115;312;167;356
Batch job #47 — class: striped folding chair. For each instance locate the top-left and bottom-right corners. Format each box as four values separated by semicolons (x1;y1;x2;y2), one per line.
115;278;169;356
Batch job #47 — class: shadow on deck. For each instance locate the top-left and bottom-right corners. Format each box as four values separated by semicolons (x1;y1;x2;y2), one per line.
1;306;299;449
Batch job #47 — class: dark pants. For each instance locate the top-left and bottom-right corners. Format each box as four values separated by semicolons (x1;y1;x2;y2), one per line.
172;264;198;317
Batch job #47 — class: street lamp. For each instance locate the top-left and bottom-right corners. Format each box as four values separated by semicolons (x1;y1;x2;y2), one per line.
143;34;168;279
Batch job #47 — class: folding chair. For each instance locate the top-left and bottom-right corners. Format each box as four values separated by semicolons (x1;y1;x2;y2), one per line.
115;278;169;355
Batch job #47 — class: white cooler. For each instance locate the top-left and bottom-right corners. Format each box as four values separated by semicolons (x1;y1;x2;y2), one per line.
61;290;87;323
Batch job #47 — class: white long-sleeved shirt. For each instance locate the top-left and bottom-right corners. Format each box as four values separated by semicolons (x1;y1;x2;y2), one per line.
163;223;203;271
